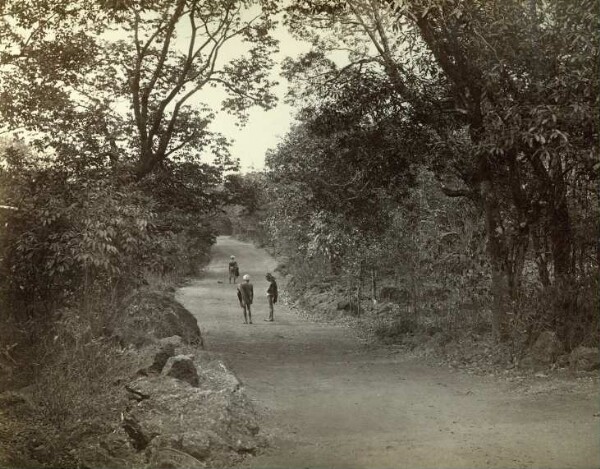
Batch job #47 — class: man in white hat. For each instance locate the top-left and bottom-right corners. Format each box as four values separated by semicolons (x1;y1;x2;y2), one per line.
228;255;239;284
237;274;254;324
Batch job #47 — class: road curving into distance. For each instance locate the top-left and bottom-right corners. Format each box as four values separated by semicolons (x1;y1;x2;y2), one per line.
177;236;600;469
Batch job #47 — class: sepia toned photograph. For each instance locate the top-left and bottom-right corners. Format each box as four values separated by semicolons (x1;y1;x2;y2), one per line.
0;1;598;468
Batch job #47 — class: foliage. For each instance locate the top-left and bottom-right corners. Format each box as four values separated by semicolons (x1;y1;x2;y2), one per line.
0;0;278;177
278;0;599;347
0;0;278;330
0;141;215;324
223;172;264;215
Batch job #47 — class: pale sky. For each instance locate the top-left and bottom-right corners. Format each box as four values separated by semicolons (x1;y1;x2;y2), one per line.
204;22;310;173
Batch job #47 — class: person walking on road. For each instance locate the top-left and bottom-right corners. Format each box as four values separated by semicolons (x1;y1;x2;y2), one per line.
265;273;278;322
228;255;239;284
237;274;254;324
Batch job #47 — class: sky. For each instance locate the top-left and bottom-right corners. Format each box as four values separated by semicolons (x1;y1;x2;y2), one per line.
198;15;312;173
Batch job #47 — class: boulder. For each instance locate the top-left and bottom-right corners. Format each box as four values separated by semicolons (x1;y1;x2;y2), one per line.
379;287;409;304
522;331;562;368
195;354;241;392
148;343;176;374
159;335;184;348
162;355;200;387
336;300;361;315
556;353;570;368
375;303;394;315
122;415;155;451
147;446;204;469
569;346;600;371
122;372;262;468
77;446;131;469
180;431;212;460
115;291;203;347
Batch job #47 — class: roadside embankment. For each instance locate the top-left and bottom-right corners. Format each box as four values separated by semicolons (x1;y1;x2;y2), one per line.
0;284;263;469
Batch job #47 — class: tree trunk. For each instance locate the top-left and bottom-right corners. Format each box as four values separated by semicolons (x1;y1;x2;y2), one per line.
480;178;510;342
371;268;377;303
356;262;363;317
532;226;551;287
550;197;572;282
549;188;574;342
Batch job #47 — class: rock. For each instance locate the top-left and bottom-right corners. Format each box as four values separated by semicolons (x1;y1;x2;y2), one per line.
569;346;600;371
234;435;257;454
148;343;176;374
148;343;175;373
124;383;151;401
159;335;184;348
100;431;135;459
556;353;570;368
522;331;563;368
180;431;211;460
163;355;200;387
115;291;203;347
375;303;394;315
122;415;154;451
379;287;409;304
77;445;131;469
147;446;204;469
118;360;261;468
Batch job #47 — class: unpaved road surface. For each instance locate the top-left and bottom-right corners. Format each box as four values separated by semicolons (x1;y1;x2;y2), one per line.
178;236;600;469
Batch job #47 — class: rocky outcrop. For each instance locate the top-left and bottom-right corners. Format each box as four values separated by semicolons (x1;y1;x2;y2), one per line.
569;346;600;371
520;331;563;368
147;343;177;374
62;351;261;469
120;359;261;469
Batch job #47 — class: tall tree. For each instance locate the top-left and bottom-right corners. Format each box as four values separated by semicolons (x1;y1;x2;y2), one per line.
283;0;599;341
0;0;279;178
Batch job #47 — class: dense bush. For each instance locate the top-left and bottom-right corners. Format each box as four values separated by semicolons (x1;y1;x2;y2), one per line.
0;141;217;340
0;139;219;466
267;0;599;354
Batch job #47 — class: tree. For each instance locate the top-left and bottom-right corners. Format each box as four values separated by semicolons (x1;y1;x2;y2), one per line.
0;0;279;178
283;0;599;342
271;68;426;233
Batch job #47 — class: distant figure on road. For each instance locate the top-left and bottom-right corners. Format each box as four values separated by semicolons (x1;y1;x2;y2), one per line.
237;274;254;324
228;255;239;284
265;273;278;322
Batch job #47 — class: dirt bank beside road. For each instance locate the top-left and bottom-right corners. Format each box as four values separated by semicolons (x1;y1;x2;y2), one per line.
178;236;600;469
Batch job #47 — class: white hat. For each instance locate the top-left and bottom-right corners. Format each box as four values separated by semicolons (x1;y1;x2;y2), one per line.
230;255;235;259
243;274;250;280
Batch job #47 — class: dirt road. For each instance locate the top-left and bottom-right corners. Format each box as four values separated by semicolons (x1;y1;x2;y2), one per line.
177;236;600;469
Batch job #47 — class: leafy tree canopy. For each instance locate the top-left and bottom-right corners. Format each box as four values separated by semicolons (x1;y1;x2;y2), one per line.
0;0;280;178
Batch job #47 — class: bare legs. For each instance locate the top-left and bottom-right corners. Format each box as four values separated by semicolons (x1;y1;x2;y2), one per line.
242;304;252;324
229;271;238;284
267;295;274;321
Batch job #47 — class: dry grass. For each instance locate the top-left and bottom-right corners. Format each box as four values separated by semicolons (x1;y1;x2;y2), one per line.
0;277;203;467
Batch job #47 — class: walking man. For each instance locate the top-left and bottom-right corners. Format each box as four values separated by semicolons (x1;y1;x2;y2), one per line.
228;255;239;284
237;274;254;324
265;273;278;322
